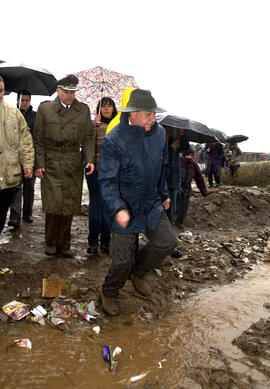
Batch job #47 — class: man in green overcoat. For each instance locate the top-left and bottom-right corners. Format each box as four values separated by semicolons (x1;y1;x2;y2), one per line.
34;75;95;257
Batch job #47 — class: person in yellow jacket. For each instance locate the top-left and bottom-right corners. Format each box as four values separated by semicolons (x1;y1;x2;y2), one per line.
0;76;34;233
106;87;135;134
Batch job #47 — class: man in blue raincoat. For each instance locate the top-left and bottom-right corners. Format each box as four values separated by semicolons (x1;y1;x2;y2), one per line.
98;89;177;316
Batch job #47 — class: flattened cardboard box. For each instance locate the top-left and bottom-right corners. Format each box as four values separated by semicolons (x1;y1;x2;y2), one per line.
42;279;70;298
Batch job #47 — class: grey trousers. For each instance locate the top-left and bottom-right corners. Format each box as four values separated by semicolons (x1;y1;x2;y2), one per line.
102;211;177;297
10;176;36;221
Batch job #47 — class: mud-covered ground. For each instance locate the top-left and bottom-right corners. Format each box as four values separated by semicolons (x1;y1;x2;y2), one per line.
1;186;270;313
1;184;270;388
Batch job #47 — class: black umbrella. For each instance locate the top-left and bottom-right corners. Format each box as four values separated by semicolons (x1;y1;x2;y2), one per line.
210;128;227;143
0;62;56;96
157;114;218;144
226;135;249;144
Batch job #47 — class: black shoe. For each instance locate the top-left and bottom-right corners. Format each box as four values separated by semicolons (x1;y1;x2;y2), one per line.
87;245;98;255
23;216;33;223
100;244;109;254
8;219;20;228
171;247;183;258
208;184;214;188
215;183;221;187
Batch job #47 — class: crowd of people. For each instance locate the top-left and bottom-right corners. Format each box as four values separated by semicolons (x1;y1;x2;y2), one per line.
0;74;242;315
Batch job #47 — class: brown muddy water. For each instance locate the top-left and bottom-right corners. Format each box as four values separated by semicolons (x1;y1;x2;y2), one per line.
1;263;270;389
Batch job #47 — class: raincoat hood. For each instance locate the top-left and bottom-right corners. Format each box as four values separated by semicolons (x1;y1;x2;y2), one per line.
106;87;135;134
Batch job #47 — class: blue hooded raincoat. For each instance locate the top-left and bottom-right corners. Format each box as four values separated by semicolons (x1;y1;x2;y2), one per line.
98;113;169;234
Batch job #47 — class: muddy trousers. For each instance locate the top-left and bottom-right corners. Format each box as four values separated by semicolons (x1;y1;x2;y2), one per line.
102;211;177;298
0;187;19;234
45;214;73;250
10;177;36;222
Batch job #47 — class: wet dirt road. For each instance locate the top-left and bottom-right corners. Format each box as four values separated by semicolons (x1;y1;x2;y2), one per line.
1;263;270;389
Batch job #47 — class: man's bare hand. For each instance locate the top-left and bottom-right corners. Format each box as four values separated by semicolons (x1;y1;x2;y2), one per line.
24;168;33;178
35;168;45;179
115;209;130;228
162;198;170;210
85;163;95;175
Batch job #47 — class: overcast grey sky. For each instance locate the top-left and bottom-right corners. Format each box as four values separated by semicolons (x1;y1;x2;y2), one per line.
2;0;269;152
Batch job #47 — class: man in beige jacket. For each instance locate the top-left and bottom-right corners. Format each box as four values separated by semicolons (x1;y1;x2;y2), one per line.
0;76;34;234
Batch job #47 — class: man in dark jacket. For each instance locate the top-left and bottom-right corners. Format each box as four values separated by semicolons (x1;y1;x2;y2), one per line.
176;147;208;227
34;75;95;257
204;142;224;187
8;90;36;227
98;89;177;316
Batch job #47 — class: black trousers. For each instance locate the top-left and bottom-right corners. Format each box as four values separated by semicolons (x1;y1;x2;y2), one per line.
45;213;73;250
230;165;238;177
208;167;220;185
0;187;19;233
176;192;190;225
10;176;36;221
102;211;177;298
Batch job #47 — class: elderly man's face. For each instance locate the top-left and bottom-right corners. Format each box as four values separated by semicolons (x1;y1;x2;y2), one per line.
0;81;4;101
130;111;156;132
57;88;76;106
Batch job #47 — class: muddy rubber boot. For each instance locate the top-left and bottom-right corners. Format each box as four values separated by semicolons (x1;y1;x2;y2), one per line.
45;245;57;256
100;291;120;316
130;273;151;296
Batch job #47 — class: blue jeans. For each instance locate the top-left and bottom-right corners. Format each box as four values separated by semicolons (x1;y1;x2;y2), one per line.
85;170;110;247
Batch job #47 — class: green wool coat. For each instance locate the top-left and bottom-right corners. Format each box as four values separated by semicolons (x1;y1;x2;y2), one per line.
34;97;95;215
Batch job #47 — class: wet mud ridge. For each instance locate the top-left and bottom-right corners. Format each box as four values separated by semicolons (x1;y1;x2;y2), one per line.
187;315;270;389
0;186;270;388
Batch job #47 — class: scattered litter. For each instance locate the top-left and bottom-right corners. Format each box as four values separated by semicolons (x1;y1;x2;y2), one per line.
102;345;111;365
42;278;70;298
84;314;96;323
154;269;162;277
50;316;65;326
51;299;73;318
167;344;174;350
87;300;100;316
130;372;148;382
179;231;194;243
13;338;32;350
2;301;31;320
112;346;122;358
102;345;122;374
31;305;47;318
170;267;183;278
0;267;13;275
92;325;100;334
31;316;46;326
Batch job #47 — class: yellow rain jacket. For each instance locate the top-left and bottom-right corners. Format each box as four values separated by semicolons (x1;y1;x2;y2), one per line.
106;87;135;134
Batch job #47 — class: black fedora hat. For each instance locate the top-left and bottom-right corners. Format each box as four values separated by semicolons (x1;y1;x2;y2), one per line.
119;89;165;113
